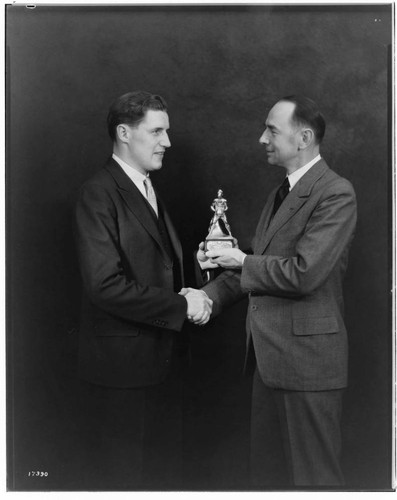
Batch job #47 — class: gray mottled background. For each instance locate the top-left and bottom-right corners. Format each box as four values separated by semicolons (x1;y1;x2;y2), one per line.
6;4;392;491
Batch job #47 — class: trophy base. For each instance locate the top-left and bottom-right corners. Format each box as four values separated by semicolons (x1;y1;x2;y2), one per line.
205;238;234;251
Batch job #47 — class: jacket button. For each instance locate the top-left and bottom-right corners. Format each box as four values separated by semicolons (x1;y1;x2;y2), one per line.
251;305;258;311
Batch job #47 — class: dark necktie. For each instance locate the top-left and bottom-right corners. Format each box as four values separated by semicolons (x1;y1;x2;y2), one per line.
272;177;290;216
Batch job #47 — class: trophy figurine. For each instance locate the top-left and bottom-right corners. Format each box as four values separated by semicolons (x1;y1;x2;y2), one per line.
205;189;235;251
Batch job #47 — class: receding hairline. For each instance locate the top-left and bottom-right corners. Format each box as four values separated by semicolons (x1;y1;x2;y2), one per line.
274;99;314;133
266;100;300;130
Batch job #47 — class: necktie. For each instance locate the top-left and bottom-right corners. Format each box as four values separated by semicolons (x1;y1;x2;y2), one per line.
144;177;158;216
272;177;290;215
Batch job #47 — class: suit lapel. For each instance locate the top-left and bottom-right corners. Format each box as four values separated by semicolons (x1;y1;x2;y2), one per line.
104;159;171;264
257;159;329;254
159;198;183;262
253;194;275;253
158;197;185;284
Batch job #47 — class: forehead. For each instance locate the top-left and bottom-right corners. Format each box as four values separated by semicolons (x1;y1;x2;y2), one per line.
140;109;169;129
266;101;295;129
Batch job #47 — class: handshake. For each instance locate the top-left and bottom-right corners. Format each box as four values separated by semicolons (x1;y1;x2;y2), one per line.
178;241;216;326
178;240;247;326
180;287;213;326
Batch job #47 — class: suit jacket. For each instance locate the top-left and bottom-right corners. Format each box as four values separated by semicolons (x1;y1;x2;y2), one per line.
75;158;187;388
204;159;357;391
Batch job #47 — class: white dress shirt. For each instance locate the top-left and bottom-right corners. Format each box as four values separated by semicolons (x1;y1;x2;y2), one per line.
287;154;322;191
112;153;151;200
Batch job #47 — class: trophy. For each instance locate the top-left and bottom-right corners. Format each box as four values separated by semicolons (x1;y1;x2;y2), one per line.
205;189;235;251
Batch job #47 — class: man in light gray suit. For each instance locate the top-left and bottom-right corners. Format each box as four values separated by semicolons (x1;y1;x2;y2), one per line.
183;95;357;486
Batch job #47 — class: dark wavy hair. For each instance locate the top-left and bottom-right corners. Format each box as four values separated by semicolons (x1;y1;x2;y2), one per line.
279;95;326;144
107;91;168;141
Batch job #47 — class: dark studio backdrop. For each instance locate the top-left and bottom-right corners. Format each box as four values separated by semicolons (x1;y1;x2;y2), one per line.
6;3;393;492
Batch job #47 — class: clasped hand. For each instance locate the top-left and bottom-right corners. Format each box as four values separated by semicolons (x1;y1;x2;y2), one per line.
180;287;213;326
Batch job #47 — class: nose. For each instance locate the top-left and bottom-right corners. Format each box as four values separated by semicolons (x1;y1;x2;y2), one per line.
259;129;269;145
160;131;171;148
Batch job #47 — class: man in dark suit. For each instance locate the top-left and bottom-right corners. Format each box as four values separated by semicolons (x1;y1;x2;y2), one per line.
74;90;212;489
184;95;357;486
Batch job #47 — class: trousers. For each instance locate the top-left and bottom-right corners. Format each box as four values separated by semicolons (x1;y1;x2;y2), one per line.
77;357;185;490
250;368;345;487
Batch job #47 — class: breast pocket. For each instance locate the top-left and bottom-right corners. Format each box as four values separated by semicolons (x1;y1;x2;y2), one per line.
293;316;339;336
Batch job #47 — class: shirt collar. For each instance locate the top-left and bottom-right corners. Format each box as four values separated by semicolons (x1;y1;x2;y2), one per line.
112;153;149;184
287;154;322;191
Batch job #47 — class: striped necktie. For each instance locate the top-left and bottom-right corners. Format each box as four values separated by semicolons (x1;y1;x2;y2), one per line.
144;177;158;217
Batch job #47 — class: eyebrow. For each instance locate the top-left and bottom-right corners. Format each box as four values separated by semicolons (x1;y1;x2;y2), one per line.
150;126;169;131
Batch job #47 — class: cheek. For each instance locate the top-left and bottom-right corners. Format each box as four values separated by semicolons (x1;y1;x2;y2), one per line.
287;135;299;149
277;138;295;155
273;138;284;152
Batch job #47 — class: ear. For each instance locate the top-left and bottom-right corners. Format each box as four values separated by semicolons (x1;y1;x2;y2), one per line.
116;124;130;143
298;128;314;150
